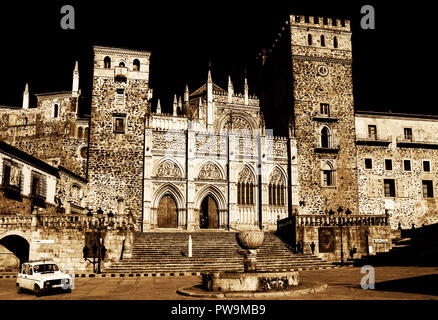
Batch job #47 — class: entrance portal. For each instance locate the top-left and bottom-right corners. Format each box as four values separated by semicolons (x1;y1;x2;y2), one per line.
200;195;219;229
157;195;178;228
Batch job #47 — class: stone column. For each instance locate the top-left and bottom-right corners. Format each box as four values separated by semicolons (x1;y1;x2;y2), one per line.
186;129;197;231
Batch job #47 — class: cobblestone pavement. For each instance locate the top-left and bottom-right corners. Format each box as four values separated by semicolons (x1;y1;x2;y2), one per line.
0;266;437;300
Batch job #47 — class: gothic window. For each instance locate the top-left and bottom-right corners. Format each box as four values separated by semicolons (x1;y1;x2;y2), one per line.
321;35;325;47
308;34;313;45
321;126;331;148
322;161;335;187
133;59;140;71
237;166;255;205
53;104;59;118
104;56;111;68
84;127;89;140
269;168;286;206
333;36;338;48
77;127;83;139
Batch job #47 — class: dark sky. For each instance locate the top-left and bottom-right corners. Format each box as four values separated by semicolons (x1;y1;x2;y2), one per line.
0;1;435;115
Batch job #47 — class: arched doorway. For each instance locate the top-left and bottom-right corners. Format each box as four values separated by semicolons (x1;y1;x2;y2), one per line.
157;194;178;228
0;235;30;269
200;195;219;229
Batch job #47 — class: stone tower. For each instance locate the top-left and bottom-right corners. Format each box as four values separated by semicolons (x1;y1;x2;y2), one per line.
87;46;151;228
289;15;359;215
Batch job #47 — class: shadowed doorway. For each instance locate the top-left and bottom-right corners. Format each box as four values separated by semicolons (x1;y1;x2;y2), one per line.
157;195;178;228
200;195;219;229
0;235;29;268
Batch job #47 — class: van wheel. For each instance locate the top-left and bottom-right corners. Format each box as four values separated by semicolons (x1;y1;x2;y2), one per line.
34;284;42;297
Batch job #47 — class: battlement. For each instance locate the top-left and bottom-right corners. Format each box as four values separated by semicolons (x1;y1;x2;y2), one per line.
289;14;350;32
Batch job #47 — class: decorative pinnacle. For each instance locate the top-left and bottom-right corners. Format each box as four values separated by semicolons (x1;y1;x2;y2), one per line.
24;83;29;93
74;61;79;72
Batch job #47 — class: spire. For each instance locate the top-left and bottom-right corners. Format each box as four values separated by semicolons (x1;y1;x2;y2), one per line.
227;75;234;103
206;65;213;127
22;83;29;109
178;96;182;113
156;99;161;114
72;61;79;97
184;84;189;103
173;94;178;116
244;69;249;106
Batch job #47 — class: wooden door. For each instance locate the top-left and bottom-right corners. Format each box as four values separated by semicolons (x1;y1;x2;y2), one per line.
157;195;178;228
200;195;219;229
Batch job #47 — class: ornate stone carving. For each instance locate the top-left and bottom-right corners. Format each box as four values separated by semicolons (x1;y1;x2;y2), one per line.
198;163;222;180
270;168;285;184
152;131;185;150
235;137;255;155
238;166;255;183
196;134;226;154
155;160;181;178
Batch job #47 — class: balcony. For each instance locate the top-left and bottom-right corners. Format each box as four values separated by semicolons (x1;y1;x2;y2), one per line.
312;115;339;123
355;134;392;147
396;137;438;149
114;66;127;82
314;144;340;154
0;184;22;200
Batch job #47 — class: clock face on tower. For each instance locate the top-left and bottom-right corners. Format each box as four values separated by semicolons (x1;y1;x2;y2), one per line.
317;65;329;77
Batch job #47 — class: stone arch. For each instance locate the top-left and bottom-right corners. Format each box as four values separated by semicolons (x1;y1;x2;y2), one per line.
319;125;333;148
236;163;257;183
152;183;185;210
197;160;225;180
269;165;287;206
0;233;30;269
237;164;257;205
269;165;287;184
153;157;184;178
218;111;257;134
194;185;227;212
104;56;111;68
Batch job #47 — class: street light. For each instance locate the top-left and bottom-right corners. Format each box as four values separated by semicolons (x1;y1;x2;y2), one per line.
84;208;109;274
332;207;352;266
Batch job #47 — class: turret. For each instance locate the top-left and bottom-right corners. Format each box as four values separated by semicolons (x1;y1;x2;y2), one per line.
72;61;79;97
22;83;29;109
227;75;234;103
173;94;178;116
206;69;213;128
244;70;249;106
156;99;161;114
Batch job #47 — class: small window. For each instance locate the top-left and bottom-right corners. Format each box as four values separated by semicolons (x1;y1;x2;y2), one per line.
404;128;412;141
320;35;325;47
364;158;373;169
77;127;83;139
368;125;377;139
403;160;411;171
113;116;126;133
384;179;396;197
53;104;59;118
422;180;434;198
308;34;313;45
119;62;125;67
80;146;88;159
423;160;431;172
133;59;140;71
104;56;111;68
333;36;338;48
385;159;393;171
321;127;330;148
322;161;335;187
320;103;330;116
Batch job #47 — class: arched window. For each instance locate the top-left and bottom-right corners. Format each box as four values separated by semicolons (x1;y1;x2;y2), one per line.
333;36;338;48
119;62;125;67
321;35;325;47
322;161;335;187
321;127;331;148
308;34;313;45
237;166;255;205
53;104;59;118
104;56;111;68
84;127;89;139
269;168;286;206
77;127;83;139
133;59;140;71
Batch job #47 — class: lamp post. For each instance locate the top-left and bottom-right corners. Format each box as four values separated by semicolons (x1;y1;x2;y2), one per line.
85;208;114;274
329;207;352;266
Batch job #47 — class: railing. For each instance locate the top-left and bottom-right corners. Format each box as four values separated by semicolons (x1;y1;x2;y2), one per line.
296;214;389;227
0;214;131;230
396;136;438;149
356;134;392;146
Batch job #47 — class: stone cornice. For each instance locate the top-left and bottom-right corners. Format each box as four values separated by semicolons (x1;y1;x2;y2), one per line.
292;54;352;65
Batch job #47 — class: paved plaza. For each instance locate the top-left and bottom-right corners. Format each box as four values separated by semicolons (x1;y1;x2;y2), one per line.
0;266;437;300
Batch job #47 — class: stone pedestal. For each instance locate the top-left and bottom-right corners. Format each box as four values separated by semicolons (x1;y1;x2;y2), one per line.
243;249;258;272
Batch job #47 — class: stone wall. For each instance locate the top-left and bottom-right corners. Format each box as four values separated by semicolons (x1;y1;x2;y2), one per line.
289;15;359;216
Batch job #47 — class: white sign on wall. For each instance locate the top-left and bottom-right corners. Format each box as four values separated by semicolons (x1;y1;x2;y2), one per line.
32;240;55;244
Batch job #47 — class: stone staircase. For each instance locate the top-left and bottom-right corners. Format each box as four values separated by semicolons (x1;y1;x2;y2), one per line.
104;231;334;273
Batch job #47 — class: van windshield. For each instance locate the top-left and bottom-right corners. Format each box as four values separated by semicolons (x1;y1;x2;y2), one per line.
33;264;59;274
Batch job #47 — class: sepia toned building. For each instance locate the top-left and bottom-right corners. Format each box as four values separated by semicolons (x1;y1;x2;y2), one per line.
0;13;437;268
